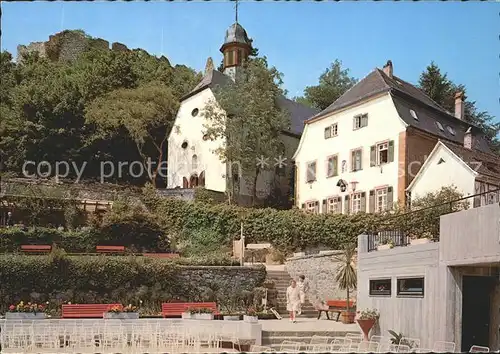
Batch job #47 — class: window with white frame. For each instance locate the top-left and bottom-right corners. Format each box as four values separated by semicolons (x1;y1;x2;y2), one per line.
306;161;317;183
324;123;338;139
376;188;388;212
327;197;341;214
327;155;338;177
351;149;362;172
353;114;368;130
306;201;319;214
377;142;389;165
352;193;362;213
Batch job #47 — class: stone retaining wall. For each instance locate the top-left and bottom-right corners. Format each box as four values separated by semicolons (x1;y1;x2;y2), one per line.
285;251;357;305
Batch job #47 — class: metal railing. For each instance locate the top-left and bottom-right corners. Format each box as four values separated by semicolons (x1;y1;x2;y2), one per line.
367;187;500;252
367;230;410;252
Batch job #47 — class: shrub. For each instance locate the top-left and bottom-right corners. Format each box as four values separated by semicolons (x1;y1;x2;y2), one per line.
0;254;265;315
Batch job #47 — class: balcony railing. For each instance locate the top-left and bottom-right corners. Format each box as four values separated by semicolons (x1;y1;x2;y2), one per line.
367;230;410;252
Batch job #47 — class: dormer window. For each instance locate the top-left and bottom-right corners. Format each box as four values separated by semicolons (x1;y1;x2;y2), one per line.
436;121;445;132
410;109;419;121
447;126;456;136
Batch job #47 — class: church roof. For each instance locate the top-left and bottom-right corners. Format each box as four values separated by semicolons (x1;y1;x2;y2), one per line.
308;67;492;153
182;69;318;136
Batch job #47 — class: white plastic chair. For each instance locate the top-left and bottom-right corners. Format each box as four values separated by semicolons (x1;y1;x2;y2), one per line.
396;344;411;353
280;340;304;352
433;341;456;353
357;341;380;353
371;335;390;343
330;337;352;352
306;335;331;351
379;342;398;352
470;345;490;353
401;337;421;349
249;344;274;353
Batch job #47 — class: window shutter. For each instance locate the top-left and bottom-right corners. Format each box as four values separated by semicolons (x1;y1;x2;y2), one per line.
324;127;331;139
369;190;375;213
370;145;376;166
387;186;394;210
388;140;395;162
333;157;338;176
336;197;342;214
183;177;189;188
344;195;350;214
315;200;319;213
360;192;367;213
362;114;368;127
322;199;327;213
358;150;363;170
350;151;355;172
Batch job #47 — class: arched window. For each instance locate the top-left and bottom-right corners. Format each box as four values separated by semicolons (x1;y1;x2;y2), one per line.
192;154;198;170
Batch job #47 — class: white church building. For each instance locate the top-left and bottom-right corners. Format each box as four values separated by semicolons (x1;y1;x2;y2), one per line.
166;21;317;205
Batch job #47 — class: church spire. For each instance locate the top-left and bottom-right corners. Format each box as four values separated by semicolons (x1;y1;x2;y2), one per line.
235;0;238;23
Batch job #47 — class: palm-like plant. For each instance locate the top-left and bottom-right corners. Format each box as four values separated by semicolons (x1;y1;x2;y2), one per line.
333;244;357;316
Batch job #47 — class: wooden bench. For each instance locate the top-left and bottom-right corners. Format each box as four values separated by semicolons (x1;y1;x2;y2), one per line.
143;253;180;259
61;304;123;318
316;300;356;321
161;302;218;317
96;245;125;254
20;245;52;253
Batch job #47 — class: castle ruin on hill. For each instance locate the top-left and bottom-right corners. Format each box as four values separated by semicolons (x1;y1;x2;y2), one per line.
16;30;131;63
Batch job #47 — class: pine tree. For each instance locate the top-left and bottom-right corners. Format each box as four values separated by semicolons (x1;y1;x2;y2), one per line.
418;62;499;153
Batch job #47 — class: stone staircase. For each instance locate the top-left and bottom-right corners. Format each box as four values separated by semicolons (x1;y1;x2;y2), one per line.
261;330;359;351
266;269;317;317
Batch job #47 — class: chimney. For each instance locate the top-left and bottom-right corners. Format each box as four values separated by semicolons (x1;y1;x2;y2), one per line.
454;91;465;120
464;127;473;150
204;57;214;75
382;60;393;78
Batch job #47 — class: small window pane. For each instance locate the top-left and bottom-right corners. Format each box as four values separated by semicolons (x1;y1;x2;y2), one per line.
369;279;391;296
397;277;424;296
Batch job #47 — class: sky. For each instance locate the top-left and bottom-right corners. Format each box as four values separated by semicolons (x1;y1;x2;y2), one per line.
1;1;499;123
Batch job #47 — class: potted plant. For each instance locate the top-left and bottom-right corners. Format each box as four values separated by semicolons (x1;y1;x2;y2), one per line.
221;311;242;321
356;308;380;341
104;304;140;319
377;237;394;251
388;330;414;348
243;307;258;323
191;307;214;320
6;301;48;320
333;245;357;324
410;232;432;245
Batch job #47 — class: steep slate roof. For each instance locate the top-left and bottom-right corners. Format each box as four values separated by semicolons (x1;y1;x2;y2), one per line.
182;69;319;136
441;141;500;183
309;67;492;153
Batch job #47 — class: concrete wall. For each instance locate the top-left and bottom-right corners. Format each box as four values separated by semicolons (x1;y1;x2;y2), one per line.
440;202;500;266
294;94;407;211
285;252;357;306
357;236;444;349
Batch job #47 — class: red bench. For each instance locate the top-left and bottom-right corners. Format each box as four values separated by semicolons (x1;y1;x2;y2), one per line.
21;245;52;253
161;302;218;317
96;245;125;254
143;253;180;259
61;304;123;318
318;300;356;321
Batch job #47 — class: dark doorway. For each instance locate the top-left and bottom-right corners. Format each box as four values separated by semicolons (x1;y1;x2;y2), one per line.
461;275;494;351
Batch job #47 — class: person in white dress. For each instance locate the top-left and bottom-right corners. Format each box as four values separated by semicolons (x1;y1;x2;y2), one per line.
286;279;300;322
297;275;310;315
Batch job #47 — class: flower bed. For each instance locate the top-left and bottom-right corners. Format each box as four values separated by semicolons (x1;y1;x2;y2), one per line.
104;304;140;319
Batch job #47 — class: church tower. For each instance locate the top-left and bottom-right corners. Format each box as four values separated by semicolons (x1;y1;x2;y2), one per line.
219;5;252;82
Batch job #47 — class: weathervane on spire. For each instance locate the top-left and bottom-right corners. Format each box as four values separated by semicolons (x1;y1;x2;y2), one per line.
235;0;239;23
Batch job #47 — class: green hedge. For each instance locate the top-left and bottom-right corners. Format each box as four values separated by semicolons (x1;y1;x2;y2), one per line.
0;225;170;253
143;188;381;252
0;254;265;315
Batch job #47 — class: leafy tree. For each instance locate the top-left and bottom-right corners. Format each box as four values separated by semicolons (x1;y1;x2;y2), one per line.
85;82;179;187
418;62;500;152
202;57;290;205
295;59;357;111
